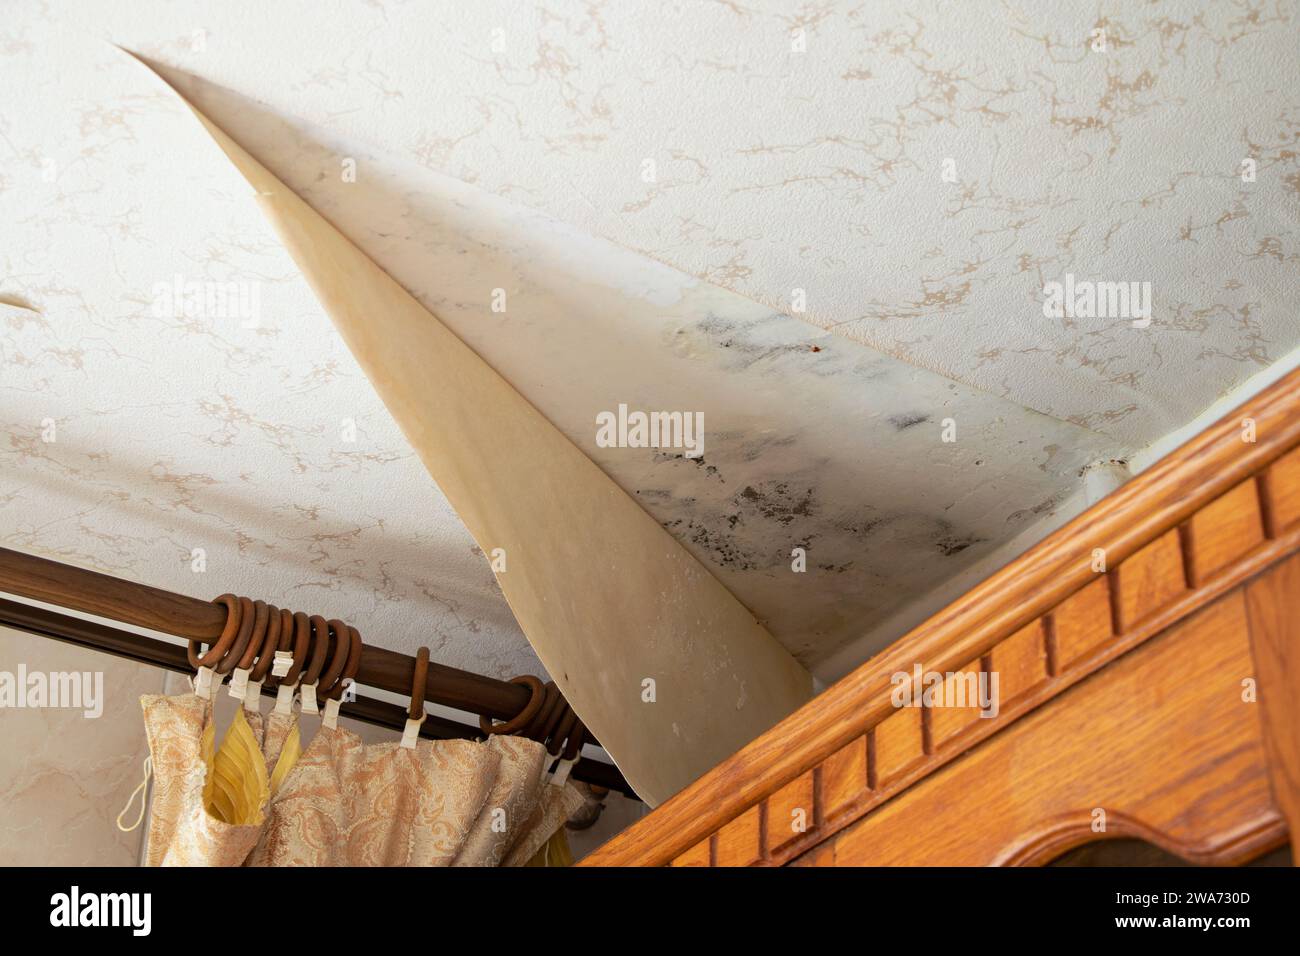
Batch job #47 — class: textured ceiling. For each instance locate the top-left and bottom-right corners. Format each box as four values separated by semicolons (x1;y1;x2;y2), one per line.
3;1;1296;685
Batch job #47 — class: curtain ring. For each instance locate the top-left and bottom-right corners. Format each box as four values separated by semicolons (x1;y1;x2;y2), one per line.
188;593;241;669
316;619;352;699
233;599;270;672
248;602;283;682
479;675;544;735
561;720;586;762
528;681;565;744
409;646;430;721
541;683;569;746
276;610;312;687
300;614;331;687
216;597;257;675
549;704;579;757
327;624;363;701
520;681;557;740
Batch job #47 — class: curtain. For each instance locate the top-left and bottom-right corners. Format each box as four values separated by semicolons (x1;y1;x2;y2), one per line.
140;680;582;867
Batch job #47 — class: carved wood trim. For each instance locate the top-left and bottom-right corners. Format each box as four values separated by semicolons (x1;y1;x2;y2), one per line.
582;367;1300;867
799;592;1286;867
755;510;1300;866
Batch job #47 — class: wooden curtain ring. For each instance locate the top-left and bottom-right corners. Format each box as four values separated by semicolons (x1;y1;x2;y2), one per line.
409;646;430;721
187;593;241;669
249;604;283;683
277;610;311;687
540;687;572;751
521;681;563;743
549;705;579;757
528;681;566;744
234;599;270;672
215;596;257;675
519;681;557;740
478;675;544;736
316;619;352;699
561;720;586;762
300;614;331;688
327;625;363;702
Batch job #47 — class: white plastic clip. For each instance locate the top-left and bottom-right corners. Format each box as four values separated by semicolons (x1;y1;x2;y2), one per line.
193;666;216;700
322;697;341;730
400;712;426;750
273;681;297;716
550;756;577;787
270;651;292;678
227;667;250;701
243;679;263;713
299;681;318;715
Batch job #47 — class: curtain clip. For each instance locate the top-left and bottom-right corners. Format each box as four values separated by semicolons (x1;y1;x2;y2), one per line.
550;756;578;787
322;697;342;730
299;680;319;715
400;712;426;749
243;678;263;713
192;665;217;700
273;680;298;716
270;650;293;678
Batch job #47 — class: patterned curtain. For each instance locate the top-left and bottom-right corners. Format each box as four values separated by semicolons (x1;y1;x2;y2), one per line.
138;679;581;867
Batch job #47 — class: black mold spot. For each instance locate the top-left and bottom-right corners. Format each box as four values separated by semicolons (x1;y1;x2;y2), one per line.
842;516;886;538
817;562;854;573
651;451;723;481
935;533;985;556
736;482;815;525
634;489;673;501
662;517;757;570
888;413;931;431
693;313;822;371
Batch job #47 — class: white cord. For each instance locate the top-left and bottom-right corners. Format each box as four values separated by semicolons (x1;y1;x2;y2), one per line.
115;755;153;832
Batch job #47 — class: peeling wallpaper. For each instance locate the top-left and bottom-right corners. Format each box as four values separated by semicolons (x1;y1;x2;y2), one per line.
2;1;1295;687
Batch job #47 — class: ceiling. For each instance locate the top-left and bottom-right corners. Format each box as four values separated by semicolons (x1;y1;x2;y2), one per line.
3;1;1297;685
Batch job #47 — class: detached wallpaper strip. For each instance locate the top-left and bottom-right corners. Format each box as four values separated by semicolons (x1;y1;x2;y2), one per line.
131;57;812;805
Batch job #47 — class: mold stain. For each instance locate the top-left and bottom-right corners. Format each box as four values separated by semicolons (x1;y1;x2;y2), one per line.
651;450;723;481
888;412;931;430
934;532;985;557
691;313;832;372
736;481;815;526
660;516;757;570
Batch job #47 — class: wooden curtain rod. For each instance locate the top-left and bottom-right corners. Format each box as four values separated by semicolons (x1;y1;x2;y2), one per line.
0;546;634;797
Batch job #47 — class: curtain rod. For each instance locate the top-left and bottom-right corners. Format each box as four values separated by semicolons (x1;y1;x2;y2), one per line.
0;546;634;797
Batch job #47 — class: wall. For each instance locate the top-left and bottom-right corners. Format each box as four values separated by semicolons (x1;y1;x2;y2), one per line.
0;626;161;865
